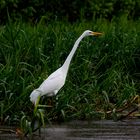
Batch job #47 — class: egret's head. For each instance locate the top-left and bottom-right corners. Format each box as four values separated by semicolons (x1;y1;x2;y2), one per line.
83;30;102;37
30;89;40;105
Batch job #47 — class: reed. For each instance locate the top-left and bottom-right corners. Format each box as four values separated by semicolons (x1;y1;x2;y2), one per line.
0;17;140;129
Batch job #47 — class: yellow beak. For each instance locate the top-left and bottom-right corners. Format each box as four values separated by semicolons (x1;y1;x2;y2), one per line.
91;32;103;36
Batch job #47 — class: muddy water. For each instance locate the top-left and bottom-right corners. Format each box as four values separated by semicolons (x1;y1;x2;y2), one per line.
1;119;140;140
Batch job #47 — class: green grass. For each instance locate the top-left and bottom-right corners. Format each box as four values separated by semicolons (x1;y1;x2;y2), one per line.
0;17;140;130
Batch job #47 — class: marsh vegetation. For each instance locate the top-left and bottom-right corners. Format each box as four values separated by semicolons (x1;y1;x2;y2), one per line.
0;16;140;134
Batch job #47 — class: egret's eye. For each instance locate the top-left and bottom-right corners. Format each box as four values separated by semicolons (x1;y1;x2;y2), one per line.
89;31;94;35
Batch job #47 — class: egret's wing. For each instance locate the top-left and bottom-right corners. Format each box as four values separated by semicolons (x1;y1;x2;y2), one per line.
38;67;66;96
47;67;63;80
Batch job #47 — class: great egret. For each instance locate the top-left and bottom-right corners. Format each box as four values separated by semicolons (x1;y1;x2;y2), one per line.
30;30;102;105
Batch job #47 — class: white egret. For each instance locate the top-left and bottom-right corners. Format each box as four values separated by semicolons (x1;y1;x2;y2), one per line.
30;30;102;105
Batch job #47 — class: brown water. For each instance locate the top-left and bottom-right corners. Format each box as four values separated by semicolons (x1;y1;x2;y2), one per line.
1;119;140;140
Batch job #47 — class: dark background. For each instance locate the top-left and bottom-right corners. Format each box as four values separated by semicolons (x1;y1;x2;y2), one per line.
0;0;140;24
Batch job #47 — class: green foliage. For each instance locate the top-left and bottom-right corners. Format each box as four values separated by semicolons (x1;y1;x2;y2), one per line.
0;0;140;24
0;18;140;129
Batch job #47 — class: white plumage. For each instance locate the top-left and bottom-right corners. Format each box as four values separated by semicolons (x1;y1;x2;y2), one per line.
30;30;102;105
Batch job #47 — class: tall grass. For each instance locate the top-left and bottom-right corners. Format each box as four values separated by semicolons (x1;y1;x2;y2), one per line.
0;17;140;127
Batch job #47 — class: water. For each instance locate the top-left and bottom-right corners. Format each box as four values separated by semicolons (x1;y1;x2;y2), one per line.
1;119;140;140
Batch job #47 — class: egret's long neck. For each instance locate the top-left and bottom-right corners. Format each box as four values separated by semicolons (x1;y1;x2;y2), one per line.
62;34;85;74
